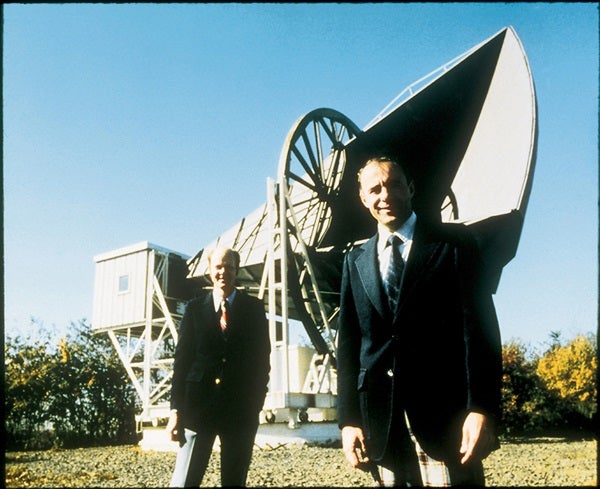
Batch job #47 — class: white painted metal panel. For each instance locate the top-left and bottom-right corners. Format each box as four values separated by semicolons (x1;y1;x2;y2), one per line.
265;345;316;410
92;248;149;330
444;27;536;224
93;241;192;331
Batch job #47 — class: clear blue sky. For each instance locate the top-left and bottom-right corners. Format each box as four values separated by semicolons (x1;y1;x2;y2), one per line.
4;3;598;351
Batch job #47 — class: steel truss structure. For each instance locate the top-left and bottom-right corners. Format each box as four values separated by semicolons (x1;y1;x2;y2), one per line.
93;244;191;427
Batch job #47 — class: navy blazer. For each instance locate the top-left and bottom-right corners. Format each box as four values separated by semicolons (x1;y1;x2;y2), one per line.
336;219;502;463
170;289;271;433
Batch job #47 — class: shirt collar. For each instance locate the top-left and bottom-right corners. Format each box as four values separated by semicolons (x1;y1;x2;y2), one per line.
213;288;237;312
377;211;417;253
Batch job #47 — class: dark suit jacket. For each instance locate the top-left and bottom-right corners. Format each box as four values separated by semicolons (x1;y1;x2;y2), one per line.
336;218;502;463
170;289;271;434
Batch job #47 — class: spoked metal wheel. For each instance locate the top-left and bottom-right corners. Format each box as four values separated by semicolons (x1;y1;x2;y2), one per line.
277;108;361;249
275;108;361;360
440;188;459;221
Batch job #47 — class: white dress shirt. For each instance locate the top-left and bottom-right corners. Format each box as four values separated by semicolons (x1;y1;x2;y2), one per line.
377;211;417;282
212;288;237;312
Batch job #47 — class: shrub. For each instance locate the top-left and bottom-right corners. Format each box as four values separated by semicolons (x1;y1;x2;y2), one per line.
501;340;551;434
535;333;597;436
5;319;139;450
500;333;597;436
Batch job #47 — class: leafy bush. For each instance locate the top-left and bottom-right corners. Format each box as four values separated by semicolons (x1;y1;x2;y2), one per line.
501;339;551;433
5;319;139;450
500;332;597;436
536;333;597;418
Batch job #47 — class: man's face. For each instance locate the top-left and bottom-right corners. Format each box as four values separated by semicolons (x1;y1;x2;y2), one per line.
209;249;238;297
359;160;415;231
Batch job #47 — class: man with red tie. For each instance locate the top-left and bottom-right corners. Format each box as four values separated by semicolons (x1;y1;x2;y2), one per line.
167;247;271;487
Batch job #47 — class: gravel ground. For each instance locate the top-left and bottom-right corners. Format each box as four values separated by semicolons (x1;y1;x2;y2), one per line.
5;438;597;487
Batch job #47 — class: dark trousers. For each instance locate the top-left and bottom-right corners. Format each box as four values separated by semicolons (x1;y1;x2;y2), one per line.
170;421;259;487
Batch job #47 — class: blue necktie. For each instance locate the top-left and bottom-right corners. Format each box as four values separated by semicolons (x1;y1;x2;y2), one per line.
385;234;404;312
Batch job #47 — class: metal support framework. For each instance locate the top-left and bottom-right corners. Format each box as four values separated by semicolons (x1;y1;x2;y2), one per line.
259;109;361;423
263;178;337;394
102;250;184;428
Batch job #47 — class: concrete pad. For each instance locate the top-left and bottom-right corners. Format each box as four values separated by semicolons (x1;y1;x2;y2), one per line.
139;422;341;452
255;422;341;449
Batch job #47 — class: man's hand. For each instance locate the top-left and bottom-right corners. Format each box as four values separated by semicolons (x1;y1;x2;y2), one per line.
459;412;496;464
166;411;179;442
342;425;369;468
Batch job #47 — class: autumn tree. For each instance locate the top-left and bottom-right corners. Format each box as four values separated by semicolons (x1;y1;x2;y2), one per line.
5;327;58;449
536;333;597;419
500;339;553;434
5;319;138;450
500;333;597;436
49;320;139;447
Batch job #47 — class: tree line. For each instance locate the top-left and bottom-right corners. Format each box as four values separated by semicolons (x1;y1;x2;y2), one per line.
4;319;597;450
501;331;596;436
5;320;138;450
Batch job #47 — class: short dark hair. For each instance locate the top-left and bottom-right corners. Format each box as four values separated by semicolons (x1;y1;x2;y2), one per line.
357;155;412;184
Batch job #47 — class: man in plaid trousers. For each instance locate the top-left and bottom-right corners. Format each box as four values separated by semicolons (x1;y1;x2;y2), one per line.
337;156;502;486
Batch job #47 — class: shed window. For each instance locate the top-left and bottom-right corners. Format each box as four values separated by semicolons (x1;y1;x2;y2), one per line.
118;274;129;293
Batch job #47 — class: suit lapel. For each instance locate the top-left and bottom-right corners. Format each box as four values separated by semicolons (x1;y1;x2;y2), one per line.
355;222;445;320
200;292;224;337
203;292;214;308
226;289;241;332
355;236;388;319
395;221;443;318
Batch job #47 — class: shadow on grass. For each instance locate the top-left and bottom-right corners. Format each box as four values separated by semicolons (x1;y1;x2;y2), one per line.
501;428;596;444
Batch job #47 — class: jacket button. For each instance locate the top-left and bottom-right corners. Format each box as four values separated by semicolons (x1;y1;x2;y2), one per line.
215;378;221;385
222;358;226;363
386;369;394;377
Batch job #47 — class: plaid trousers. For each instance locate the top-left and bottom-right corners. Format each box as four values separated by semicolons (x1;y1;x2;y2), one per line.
378;440;451;487
377;412;483;487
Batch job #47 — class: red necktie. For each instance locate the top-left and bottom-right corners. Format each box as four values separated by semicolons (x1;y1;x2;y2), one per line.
220;299;228;332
